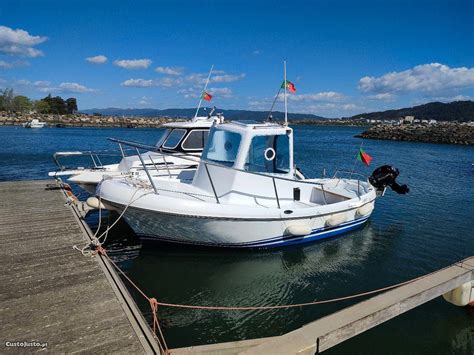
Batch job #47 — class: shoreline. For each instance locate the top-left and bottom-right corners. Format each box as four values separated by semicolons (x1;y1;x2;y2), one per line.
355;122;474;146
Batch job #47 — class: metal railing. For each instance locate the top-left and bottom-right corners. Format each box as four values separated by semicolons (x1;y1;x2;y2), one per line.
53;148;136;171
108;138;368;207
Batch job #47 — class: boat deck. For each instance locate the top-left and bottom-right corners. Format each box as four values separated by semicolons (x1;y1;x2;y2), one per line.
0;180;157;353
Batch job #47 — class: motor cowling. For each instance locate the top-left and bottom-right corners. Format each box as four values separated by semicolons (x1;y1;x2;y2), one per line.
369;165;409;194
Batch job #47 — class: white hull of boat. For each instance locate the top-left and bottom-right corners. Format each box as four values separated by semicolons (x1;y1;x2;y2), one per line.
100;177;376;248
110;202;372;248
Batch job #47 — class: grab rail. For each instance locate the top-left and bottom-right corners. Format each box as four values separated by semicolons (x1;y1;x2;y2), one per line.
108;138;369;204
108;138;326;188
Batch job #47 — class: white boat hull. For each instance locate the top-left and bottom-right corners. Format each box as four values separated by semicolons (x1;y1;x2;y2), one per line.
104;198;374;248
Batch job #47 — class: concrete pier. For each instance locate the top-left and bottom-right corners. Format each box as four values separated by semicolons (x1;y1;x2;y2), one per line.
0;180;159;353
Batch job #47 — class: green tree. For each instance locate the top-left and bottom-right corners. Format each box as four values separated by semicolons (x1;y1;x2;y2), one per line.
65;97;78;114
1;88;14;112
12;95;32;112
43;94;66;114
34;100;51;114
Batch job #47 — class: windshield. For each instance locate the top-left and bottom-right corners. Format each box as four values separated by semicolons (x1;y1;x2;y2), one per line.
162;129;186;149
155;129;171;148
182;130;209;151
202;127;241;167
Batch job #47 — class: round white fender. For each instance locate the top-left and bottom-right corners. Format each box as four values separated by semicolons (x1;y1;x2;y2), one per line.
285;225;312;236
443;281;474;306
86;197;106;209
325;212;347;227
356;202;374;217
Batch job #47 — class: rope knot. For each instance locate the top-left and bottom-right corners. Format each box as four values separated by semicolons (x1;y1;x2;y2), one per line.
94;245;107;256
149;297;159;311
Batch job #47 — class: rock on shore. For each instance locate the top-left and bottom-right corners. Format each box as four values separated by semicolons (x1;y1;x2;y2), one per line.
355;122;474;145
0;112;174;128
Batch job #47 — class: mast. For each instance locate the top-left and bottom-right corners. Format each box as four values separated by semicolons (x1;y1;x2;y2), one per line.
193;64;214;121
284;61;288;126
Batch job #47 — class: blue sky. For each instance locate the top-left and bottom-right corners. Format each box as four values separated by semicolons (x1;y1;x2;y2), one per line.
0;0;473;117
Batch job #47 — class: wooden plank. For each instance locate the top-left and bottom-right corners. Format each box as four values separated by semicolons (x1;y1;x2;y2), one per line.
0;180;153;354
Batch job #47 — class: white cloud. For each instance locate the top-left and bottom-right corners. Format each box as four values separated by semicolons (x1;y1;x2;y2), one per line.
13;79;95;93
0;26;47;57
212;73;246;83
114;59;152;69
367;93;396;102
252;50;261;55
58;82;96;93
86;55;107;64
358;63;474;94
155;66;183;75
282;91;345;102
121;78;155;87
156;77;182;87
208;87;233;98
0;60;29;69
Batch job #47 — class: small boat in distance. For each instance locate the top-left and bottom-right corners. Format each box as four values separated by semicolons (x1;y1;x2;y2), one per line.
23;119;46;128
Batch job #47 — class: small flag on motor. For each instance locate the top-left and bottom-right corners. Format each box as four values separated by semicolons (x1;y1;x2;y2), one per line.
201;91;212;102
281;80;296;93
357;148;373;166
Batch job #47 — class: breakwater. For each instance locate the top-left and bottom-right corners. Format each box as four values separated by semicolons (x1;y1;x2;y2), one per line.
0;112;172;128
355;122;474;145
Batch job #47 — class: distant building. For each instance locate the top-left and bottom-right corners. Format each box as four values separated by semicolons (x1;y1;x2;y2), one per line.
421;119;429;124
429;119;437;125
413;119;420;124
403;115;415;124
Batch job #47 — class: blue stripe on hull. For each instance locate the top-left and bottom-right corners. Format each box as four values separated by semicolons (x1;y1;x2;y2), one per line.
138;216;370;249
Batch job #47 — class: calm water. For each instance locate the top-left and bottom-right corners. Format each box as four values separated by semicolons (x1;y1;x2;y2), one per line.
1;125;473;353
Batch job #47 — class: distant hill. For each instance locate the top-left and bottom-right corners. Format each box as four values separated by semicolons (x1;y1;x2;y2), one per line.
347;101;474;122
80;107;326;121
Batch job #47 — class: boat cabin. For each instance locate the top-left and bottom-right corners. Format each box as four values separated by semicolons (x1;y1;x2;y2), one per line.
192;120;296;204
156;116;221;153
201;120;294;176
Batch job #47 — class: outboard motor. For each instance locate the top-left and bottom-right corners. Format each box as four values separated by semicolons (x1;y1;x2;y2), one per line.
369;165;409;195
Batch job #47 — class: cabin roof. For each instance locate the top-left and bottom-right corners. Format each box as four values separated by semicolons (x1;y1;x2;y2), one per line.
162;116;217;129
219;120;290;135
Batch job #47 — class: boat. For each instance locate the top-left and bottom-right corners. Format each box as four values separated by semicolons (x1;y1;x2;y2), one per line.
48;113;222;193
97;119;407;248
96;64;408;248
23;119;46;128
48;66;219;194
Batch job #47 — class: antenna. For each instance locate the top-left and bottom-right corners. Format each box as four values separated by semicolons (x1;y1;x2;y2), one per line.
284;61;288;126
193;64;214;121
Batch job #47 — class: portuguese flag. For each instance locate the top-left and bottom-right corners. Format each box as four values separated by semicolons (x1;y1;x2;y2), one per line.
357;148;373;166
201;91;212;102
281;80;296;93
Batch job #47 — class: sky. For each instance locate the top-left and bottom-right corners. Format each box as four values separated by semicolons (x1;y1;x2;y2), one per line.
0;0;473;117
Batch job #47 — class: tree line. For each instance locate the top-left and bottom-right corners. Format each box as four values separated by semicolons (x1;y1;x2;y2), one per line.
0;88;78;114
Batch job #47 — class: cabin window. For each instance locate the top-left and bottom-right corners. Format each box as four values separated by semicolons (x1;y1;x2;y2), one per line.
162;129;186;149
245;134;290;173
155;129;171;148
202;128;241;167
182;130;209;150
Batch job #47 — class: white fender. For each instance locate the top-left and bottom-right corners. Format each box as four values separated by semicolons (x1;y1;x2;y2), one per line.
86;197;106;209
356;202;374;217
285;225;312;236
325;213;347;227
443;281;474;306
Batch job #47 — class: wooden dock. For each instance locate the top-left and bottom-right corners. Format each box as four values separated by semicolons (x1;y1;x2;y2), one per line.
0;180;159;353
172;257;474;354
